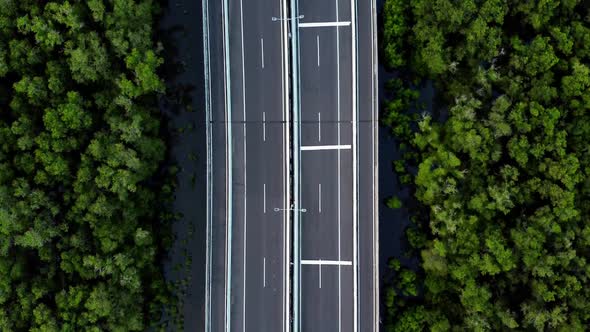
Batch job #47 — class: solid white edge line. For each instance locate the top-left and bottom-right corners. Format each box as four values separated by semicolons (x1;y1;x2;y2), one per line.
300;145;351;151
301;260;353;266
277;0;288;330
292;0;302;326
281;0;291;328
287;0;300;329
335;0;342;330
239;0;247;328
351;0;359;330
370;0;380;329
203;0;213;328
280;0;292;328
299;21;352;27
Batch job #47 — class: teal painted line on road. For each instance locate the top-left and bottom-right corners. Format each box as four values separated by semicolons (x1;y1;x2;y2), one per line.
222;0;233;328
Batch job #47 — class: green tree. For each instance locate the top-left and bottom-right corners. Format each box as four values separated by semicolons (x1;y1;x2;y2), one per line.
0;0;175;330
383;0;590;330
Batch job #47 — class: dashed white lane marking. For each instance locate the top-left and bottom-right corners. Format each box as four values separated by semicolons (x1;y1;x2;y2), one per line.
301;145;351;151
263;183;267;214
301;260;352;266
263;257;266;287
318;183;322;213
319;260;322;288
263;111;266;142
261;38;265;68
299;21;352;28
317;35;320;67
318;112;321;141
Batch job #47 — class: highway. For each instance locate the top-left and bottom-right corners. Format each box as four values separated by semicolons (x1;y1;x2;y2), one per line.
204;0;378;329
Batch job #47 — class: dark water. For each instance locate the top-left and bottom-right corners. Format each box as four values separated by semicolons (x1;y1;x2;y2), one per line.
375;0;412;278
157;0;207;330
375;0;438;325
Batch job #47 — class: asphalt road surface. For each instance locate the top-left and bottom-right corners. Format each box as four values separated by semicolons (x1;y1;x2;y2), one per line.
204;0;290;330
225;0;290;330
295;0;355;331
204;0;378;329
293;0;378;330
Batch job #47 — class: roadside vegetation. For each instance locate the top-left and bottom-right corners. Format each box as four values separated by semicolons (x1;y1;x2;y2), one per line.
382;0;590;330
0;0;177;330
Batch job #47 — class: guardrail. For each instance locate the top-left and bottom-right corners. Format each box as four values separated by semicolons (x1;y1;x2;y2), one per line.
203;0;213;328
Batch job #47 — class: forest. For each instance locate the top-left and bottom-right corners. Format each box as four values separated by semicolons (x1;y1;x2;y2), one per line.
0;0;175;330
382;0;590;331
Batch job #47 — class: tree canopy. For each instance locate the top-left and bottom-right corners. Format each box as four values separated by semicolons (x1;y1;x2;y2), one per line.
0;0;174;330
382;0;590;330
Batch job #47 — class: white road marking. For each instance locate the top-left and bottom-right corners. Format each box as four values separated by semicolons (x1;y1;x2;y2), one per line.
301;260;352;266
291;2;302;329
319;260;322;288
261;38;265;68
318;183;322;213
263;111;266;142
264;183;267;214
300;145;351;151
220;0;233;328
239;0;247;329
203;0;215;328
299;21;352;28
318;112;321;141
371;0;380;324
263;257;267;287
351;0;359;330
279;0;290;329
335;1;342;330
372;0;379;323
317;35;320;67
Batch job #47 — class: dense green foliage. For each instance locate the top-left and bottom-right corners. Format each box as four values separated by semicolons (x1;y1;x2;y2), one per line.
382;0;590;330
382;0;408;68
0;0;174;330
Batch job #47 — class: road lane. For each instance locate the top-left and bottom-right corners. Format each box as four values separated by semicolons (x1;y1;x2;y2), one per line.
244;122;286;332
203;0;230;328
300;267;342;332
226;0;289;330
356;0;379;330
296;0;356;330
301;149;339;260
299;28;338;122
